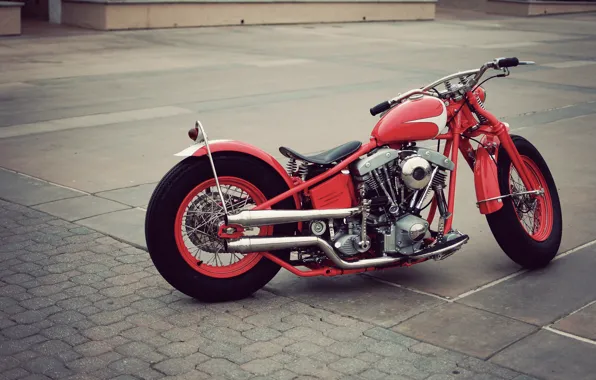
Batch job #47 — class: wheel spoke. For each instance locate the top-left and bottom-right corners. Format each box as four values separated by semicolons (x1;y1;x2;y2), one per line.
175;176;271;278
184;212;223;231
533;205;542;234
507;157;554;242
178;181;262;265
205;253;216;265
520;215;532;232
183;227;215;241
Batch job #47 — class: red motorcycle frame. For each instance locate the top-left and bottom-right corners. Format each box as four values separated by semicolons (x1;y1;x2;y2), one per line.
187;61;537;276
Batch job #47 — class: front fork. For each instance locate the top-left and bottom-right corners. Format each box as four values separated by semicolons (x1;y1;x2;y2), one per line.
427;106;539;233
467;92;539;193
495;125;539;191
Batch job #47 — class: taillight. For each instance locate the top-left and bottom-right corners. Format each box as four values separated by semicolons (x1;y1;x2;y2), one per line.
188;127;198;141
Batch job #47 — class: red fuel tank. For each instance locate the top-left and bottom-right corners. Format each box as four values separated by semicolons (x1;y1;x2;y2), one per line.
371;95;447;145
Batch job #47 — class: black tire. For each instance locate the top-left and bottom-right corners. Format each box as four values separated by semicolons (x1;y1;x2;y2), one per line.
145;154;297;302
486;135;562;269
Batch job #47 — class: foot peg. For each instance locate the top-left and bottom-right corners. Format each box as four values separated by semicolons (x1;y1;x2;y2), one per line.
409;232;469;260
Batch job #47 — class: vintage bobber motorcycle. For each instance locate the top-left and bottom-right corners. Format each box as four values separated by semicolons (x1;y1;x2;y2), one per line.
145;57;562;302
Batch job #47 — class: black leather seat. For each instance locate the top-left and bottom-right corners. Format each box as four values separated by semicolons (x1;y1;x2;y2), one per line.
279;141;362;165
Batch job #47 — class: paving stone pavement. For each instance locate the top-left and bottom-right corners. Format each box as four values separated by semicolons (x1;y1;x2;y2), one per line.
0;198;539;380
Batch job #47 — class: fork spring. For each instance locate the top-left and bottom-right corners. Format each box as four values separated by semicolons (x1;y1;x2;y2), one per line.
475;94;489;124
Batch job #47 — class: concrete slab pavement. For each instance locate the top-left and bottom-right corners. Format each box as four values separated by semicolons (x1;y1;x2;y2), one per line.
459;243;596;327
96;184;157;209
0;169;85;207
393;302;538;359
552;301;596;341
76;208;148;249
491;330;596;380
265;273;445;328
33;196;130;222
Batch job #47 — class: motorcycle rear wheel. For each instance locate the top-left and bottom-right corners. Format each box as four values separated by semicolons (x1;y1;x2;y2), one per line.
486;135;562;269
145;154;296;302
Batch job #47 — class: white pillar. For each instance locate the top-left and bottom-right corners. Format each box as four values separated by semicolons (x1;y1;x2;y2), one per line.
49;0;61;23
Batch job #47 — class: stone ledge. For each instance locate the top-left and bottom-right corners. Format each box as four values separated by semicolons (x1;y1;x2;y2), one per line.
486;0;596;15
0;1;24;6
62;0;435;30
63;0;436;3
0;1;23;36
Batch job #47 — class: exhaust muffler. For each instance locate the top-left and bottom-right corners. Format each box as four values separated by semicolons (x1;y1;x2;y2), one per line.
226;208;360;227
226;236;403;270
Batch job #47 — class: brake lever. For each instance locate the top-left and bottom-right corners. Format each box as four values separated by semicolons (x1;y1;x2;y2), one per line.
496;68;510;78
518;61;536;65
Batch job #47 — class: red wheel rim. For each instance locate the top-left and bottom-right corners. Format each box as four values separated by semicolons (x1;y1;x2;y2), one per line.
174;177;272;278
508;156;553;242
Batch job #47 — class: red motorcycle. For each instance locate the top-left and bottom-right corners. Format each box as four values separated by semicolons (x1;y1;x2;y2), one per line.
145;57;562;302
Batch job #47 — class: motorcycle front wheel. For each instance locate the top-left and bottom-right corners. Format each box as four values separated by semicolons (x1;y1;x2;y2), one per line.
486;134;563;269
145;154;296;302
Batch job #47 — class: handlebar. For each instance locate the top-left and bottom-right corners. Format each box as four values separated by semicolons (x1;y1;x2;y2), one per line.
470;57;524;87
369;57;534;116
369;101;391;116
496;57;519;68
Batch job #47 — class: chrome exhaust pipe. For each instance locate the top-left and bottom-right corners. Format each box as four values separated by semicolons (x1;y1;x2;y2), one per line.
226;208;360;227
226;236;403;270
226;234;470;270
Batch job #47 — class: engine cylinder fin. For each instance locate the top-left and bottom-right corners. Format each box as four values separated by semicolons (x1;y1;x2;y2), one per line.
419;187;434;205
382;166;399;203
364;174;379;191
432;170;447;188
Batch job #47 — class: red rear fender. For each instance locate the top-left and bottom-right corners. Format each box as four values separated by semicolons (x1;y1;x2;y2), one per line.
175;140;301;209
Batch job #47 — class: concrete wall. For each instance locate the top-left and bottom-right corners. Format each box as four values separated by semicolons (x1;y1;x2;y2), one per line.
61;1;105;28
437;0;486;11
0;1;23;35
529;0;596;15
486;0;596;16
62;0;435;30
485;0;528;14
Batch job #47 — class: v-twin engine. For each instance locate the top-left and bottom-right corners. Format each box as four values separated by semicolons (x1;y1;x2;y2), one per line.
347;146;455;257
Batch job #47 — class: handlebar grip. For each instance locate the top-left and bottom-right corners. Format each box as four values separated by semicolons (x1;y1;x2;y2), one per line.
370;101;391;116
497;57;519;68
